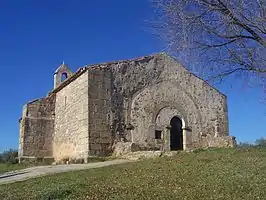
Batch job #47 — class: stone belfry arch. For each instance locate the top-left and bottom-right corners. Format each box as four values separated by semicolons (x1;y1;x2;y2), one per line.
54;62;73;89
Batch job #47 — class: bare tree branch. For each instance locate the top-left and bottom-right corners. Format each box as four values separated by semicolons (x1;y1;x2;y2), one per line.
151;0;266;91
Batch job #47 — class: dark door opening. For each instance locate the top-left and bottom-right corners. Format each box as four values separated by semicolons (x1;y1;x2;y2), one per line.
170;116;183;150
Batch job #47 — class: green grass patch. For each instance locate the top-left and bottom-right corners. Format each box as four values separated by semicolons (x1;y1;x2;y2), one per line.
0;164;29;174
1;147;266;200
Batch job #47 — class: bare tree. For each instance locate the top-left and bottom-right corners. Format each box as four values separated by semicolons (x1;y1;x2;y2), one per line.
151;0;266;87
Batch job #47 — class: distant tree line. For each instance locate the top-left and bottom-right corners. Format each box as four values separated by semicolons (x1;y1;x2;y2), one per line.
0;149;18;164
238;137;266;148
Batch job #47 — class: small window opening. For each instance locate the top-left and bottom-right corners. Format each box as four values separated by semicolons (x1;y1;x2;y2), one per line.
61;72;68;81
155;130;162;139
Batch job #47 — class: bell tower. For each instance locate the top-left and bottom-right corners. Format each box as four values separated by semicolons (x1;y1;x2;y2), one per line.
53;62;73;89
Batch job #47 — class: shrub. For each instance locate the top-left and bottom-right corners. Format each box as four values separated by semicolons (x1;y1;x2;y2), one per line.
0;149;18;164
237;142;254;148
255;137;266;147
237;138;266;149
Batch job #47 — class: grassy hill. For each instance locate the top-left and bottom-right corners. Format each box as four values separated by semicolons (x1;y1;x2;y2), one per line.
0;147;265;200
0;164;29;174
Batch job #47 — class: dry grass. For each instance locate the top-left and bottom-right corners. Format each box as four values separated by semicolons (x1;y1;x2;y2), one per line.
0;147;265;200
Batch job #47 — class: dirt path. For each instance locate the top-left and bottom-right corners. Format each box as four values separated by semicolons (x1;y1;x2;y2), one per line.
0;159;131;185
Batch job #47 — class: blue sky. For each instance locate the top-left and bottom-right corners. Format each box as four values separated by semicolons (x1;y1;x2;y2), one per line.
0;0;265;152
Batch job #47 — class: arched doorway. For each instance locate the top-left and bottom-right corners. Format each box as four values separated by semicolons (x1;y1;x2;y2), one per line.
170;116;183;150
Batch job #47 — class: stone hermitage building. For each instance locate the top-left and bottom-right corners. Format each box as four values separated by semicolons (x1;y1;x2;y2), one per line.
18;53;235;163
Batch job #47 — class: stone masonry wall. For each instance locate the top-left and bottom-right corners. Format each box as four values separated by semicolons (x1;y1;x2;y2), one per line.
93;53;229;149
18;94;55;160
53;71;89;162
87;68;113;156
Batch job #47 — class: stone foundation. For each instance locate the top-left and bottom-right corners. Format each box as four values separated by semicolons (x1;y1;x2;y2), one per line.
19;156;54;165
206;135;237;148
113;135;236;158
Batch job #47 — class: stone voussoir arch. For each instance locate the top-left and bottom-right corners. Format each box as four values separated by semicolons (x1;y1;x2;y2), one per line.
129;80;203;147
